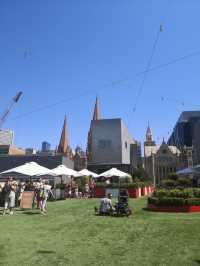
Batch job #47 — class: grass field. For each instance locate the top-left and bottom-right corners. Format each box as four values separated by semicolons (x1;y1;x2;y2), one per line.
0;198;200;266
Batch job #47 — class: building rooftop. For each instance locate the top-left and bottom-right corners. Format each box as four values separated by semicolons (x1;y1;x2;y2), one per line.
178;111;200;123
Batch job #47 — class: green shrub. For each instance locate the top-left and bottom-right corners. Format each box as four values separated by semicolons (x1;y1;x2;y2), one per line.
149;187;200;207
153;188;194;199
177;177;192;187
159;197;186;206
153;189;170;198
148;197;159;205
148;197;186;206
95;182;152;189
168;173;179;181
193;188;200;198
186;198;200;206
161;179;177;188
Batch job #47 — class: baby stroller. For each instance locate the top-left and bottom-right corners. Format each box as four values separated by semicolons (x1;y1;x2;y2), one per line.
114;189;132;217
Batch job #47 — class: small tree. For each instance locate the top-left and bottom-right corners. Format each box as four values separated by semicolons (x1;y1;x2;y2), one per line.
132;167;149;182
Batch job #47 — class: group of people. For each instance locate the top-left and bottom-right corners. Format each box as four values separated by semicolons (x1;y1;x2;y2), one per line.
0;177;53;216
65;179;96;199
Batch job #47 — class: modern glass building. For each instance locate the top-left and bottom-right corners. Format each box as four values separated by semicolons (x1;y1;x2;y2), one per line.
42;141;51;152
168;111;200;165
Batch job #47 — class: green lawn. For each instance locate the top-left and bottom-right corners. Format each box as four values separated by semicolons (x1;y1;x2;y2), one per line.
0;198;200;266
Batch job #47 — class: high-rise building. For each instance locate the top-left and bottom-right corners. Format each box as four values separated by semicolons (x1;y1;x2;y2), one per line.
168;111;200;165
0;130;14;145
42;141;51;152
87;98;141;174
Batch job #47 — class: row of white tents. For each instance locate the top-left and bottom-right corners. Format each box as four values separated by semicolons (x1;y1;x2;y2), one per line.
0;162;131;179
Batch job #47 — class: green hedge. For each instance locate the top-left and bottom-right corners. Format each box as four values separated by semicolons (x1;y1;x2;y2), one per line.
153;188;200;199
95;182;152;189
148;187;200;206
148;196;200;206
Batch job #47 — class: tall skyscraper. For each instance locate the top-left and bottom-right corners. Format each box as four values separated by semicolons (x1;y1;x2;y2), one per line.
42;141;51;152
168;111;200;165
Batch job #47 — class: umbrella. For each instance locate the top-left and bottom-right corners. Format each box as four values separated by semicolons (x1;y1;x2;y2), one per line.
51;165;78;176
0;162;51;177
98;168;131;179
76;169;98;178
176;168;197;175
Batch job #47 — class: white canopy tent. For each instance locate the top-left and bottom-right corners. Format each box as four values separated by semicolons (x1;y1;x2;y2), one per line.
0;162;51;177
97;168;131;179
76;169;98;178
176;168;197;175
193;165;200;172
51;165;79;177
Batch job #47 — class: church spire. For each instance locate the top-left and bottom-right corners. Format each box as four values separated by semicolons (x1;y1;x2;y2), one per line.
86;97;101;162
146;122;153;142
145;122;156;146
58;115;68;154
92;97;101;120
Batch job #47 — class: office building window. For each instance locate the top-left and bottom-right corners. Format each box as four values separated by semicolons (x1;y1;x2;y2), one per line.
98;140;111;149
125;142;128;149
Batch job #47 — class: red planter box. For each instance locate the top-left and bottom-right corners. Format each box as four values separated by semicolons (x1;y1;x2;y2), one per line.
142;187;148;196
128;188;139;198
94;187;105;198
148;204;200;213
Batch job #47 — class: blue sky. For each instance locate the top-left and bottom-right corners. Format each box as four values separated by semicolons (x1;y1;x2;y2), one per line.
1;0;200;150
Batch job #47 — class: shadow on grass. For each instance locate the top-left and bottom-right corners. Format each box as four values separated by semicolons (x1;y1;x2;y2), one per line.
194;260;200;264
37;250;56;254
23;211;41;215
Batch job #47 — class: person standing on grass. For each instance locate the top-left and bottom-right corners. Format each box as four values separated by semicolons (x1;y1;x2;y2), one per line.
89;179;95;198
84;183;89;198
35;179;43;209
40;180;53;215
2;178;17;216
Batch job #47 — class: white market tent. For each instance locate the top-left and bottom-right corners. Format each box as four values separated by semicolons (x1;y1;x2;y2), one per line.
97;168;131;179
176;168;197;175
51;165;79;177
0;162;51;177
193;165;200;172
76;169;98;178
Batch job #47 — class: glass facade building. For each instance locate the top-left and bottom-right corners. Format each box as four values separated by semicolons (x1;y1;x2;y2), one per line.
168;111;200;165
42;141;51;152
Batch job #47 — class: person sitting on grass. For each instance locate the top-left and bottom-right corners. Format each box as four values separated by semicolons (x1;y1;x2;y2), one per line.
96;193;114;215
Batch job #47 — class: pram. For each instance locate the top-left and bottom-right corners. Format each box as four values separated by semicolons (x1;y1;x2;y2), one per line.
94;189;132;217
114;189;132;217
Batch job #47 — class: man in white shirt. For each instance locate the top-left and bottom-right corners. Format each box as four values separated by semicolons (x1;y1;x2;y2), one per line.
99;193;113;215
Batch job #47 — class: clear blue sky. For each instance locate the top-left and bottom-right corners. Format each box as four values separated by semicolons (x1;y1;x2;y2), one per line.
1;0;200;150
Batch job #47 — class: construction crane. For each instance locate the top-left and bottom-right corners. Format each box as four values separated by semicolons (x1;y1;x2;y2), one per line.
0;91;23;129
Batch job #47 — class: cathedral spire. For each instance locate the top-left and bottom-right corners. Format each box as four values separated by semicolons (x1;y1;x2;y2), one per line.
58;115;68;154
146;122;153;142
145;122;156;146
92;96;101;120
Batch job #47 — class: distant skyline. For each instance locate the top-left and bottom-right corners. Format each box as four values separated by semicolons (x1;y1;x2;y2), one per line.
1;1;200;150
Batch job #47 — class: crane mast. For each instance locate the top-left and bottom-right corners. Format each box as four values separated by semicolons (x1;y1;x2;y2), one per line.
0;91;23;129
